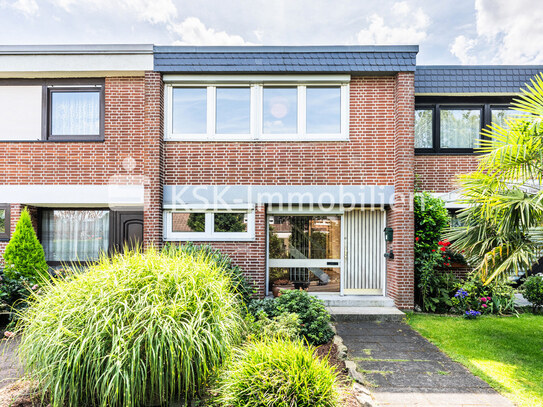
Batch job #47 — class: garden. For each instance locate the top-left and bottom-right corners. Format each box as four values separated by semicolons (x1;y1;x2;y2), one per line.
411;75;543;407
0;210;359;406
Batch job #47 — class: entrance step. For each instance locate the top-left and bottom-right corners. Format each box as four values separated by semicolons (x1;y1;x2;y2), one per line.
316;295;395;308
327;306;405;322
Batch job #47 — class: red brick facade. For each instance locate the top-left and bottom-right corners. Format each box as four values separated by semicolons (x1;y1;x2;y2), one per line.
1;71;420;309
163;74;415;308
415;155;478;193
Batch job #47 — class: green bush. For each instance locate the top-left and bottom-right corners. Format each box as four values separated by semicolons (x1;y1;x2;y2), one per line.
245;311;301;341
3;208;48;284
414;192;450;258
213;338;340;407
17;248;244;407
266;290;334;345
452;273;517;315
523;275;543;311
163;242;255;304
417;250;458;312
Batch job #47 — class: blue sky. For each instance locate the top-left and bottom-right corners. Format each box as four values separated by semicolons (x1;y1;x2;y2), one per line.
1;0;542;65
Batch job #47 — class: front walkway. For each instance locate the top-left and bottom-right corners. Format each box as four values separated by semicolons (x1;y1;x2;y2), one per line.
0;338;21;390
335;321;515;407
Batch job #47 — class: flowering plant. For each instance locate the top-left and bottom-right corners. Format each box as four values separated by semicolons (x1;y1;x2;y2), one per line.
464;310;481;319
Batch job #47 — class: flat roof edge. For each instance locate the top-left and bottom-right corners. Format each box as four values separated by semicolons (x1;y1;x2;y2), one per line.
154;45;419;53
0;44;154;55
417;65;543;70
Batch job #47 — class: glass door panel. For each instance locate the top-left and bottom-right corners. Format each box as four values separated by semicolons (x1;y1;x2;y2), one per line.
268;215;341;293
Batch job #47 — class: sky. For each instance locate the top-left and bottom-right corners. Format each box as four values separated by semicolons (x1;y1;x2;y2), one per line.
1;0;543;65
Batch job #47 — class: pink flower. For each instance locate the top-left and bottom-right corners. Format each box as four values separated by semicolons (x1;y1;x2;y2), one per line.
4;331;14;338
482;304;488;308
486;297;492;301
480;297;487;302
31;284;39;291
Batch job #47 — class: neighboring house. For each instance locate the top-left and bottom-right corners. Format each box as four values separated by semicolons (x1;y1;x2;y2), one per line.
0;44;161;267
1;44;541;309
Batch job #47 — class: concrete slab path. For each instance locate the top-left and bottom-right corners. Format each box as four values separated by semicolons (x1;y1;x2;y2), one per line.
0;338;21;390
336;321;516;407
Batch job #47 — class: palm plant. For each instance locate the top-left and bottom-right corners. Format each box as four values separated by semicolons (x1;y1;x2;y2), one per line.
447;74;543;285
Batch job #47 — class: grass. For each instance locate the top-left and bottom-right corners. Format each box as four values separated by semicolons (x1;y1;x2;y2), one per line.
407;313;543;407
16;248;245;407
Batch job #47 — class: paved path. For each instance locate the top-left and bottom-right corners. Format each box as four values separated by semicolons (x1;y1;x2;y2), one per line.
336;321;515;407
0;338;21;390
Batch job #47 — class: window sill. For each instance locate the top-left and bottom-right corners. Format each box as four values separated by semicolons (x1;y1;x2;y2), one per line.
163;236;256;242
165;135;350;142
0;139;105;143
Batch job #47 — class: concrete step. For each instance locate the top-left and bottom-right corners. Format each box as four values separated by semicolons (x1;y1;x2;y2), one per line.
328;306;405;322
316;294;396;308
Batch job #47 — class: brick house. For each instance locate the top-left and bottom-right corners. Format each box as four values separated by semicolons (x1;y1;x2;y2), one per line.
1;44;541;310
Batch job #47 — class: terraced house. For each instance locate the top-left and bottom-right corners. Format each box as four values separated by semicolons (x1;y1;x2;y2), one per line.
0;44;540;310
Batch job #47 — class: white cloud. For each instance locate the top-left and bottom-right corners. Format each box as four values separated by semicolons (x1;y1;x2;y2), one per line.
450;35;478;64
49;0;177;24
169;17;252;46
356;2;429;45
449;0;543;64
11;0;38;16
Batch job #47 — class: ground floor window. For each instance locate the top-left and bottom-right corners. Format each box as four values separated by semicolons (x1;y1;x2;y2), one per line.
0;204;10;240
41;209;110;262
164;209;255;241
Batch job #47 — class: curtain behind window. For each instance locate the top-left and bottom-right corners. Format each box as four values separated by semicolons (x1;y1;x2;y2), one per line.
42;210;109;262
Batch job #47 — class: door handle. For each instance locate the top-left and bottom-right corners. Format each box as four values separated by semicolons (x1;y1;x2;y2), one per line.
327;261;339;266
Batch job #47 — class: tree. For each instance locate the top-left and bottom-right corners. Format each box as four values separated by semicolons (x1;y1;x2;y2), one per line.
3;207;48;284
448;74;543;285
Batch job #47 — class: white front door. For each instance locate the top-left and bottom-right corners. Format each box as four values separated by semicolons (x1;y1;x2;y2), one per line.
343;209;386;295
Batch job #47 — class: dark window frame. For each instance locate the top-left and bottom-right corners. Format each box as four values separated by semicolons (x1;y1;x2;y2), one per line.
0;204;10;241
415;96;513;155
39;207;112;267
46;85;105;142
0;78;105;143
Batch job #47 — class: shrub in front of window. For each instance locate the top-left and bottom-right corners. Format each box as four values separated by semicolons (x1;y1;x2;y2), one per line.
3;208;48;284
163;242;256;304
1;208;48;312
16;248;245;407
212;338;340;407
522;275;543;312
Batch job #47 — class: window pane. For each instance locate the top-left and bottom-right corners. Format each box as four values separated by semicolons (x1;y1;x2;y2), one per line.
216;88;250;134
269;216;341;259
440;109;481;148
172;213;205;232
51;91;100;136
491;108;517;128
269;267;340;292
415;109;433;148
42;210;109;262
306;87;341;134
172;88;207;134
263;87;297;134
214;213;247;233
0;209;5;234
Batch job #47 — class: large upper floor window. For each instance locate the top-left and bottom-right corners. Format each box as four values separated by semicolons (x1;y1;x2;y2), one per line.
0;79;104;142
165;76;349;141
415;96;514;154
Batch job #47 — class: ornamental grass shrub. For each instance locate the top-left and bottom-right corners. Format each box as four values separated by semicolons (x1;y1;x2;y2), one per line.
16;248;245;407
213;338;340;407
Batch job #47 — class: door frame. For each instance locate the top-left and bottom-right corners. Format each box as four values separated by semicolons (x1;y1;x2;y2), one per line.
266;206;345;296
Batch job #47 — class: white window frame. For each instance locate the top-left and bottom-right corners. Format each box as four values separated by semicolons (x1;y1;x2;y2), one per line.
164;74;350;142
163;208;256;241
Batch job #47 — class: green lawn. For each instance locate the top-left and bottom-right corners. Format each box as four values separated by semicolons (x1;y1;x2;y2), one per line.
407;313;543;407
